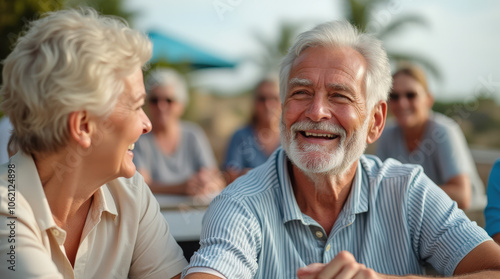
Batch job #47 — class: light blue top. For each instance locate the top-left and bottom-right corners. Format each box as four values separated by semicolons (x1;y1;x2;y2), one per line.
376;112;485;208
484;159;500;237
184;148;490;278
133;121;217;185
223;125;278;171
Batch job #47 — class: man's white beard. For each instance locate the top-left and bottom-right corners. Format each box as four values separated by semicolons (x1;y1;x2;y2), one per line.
280;117;370;176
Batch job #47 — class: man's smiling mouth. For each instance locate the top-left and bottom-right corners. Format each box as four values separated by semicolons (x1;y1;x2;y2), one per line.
300;131;339;140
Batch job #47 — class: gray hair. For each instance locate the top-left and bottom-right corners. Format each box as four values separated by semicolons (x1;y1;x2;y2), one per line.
145;68;189;105
279;20;392;110
0;8;152;155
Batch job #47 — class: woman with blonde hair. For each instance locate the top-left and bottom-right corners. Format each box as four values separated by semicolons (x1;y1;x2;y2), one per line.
0;8;186;278
376;64;485;210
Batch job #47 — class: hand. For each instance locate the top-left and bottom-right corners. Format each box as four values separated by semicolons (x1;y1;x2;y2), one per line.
185;168;225;197
297;251;379;279
185;174;202;196
197;168;225;193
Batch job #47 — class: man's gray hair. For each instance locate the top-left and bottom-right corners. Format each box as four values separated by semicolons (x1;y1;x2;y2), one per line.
279;20;392;110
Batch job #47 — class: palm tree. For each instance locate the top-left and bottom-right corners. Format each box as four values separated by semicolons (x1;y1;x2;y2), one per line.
0;0;65;87
253;21;300;76
0;0;134;89
342;0;441;79
64;0;136;25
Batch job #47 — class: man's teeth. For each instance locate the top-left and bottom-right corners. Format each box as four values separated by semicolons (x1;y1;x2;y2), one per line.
128;143;135;151
304;132;336;138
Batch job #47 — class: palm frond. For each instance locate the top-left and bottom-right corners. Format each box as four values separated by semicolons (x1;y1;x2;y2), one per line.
377;14;429;40
387;51;442;81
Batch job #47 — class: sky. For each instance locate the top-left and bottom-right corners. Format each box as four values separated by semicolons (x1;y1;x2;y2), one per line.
124;0;500;102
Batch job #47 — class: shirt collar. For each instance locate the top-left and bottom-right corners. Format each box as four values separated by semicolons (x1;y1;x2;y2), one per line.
277;149;304;224
277;149;370;224
13;152;58;232
13;151;119;231
341;157;370;221
89;184;118;222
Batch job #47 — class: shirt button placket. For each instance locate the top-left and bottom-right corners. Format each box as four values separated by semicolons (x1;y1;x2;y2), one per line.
315;230;324;239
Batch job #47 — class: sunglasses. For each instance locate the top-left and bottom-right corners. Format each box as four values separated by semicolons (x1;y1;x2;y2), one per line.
389;92;417;102
149;97;175;105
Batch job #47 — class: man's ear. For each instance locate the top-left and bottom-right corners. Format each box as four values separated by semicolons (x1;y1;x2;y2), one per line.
68;111;92;148
366;101;387;144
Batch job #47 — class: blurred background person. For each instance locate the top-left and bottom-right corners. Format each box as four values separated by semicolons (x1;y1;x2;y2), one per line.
133;68;225;196
0;116;12;164
0;8;187;278
376;64;485;210
484;158;500;242
223;77;281;183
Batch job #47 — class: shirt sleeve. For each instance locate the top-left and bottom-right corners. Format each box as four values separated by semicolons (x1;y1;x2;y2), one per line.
432;121;472;182
182;194;261;279
484;159;500;237
406;168;491;276
0;187;64;278
129;175;188;279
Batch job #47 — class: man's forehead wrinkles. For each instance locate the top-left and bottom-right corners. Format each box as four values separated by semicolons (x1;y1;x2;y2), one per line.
289;71;357;88
292;66;358;79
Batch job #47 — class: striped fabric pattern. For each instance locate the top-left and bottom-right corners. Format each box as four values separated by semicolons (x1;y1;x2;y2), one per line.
184;148;490;279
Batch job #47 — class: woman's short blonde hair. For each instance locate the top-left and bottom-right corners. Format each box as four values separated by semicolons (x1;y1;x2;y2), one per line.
0;8;152;154
393;64;430;94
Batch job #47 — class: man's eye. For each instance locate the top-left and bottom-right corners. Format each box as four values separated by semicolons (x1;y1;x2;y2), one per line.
331;93;350;100
292;90;308;96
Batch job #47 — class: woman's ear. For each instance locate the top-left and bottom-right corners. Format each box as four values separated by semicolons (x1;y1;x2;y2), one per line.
427;92;435;109
366;101;387;144
68;111;92;148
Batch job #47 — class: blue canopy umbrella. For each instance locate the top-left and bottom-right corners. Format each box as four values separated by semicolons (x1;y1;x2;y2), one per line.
148;30;237;69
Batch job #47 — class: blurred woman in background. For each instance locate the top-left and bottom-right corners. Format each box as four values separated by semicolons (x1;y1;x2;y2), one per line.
133;68;225;196
0;8;187;278
223;77;281;183
376;64;485;210
485;158;500;242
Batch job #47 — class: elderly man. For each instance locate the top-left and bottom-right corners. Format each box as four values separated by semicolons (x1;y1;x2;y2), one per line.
182;21;500;279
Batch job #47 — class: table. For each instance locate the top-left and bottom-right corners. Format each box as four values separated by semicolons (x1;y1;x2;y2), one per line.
156;194;215;241
155;194;216;259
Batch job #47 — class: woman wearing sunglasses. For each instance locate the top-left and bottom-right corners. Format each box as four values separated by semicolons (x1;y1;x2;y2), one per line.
376;64;485;210
133;69;225;197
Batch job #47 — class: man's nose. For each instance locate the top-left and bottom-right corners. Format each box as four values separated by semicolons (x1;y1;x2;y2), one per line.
305;94;331;122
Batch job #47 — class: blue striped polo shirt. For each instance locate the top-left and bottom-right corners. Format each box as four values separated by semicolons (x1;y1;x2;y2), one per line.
184;148;490;278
